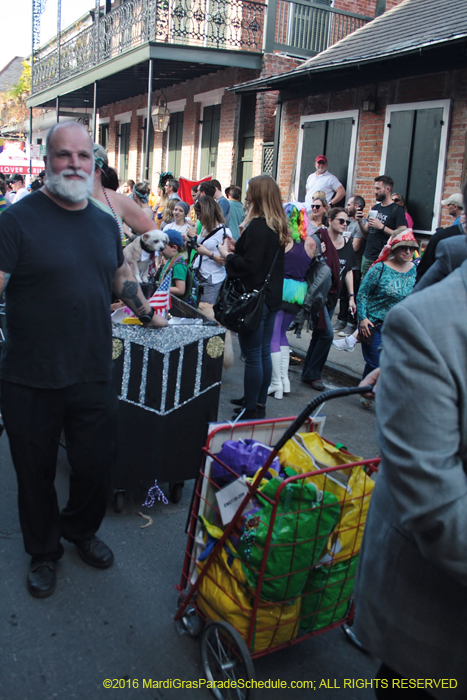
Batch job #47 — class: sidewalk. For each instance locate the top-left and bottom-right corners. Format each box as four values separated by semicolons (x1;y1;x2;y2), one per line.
287;312;365;386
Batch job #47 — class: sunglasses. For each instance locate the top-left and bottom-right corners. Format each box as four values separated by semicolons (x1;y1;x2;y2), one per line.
395;245;413;253
335;218;350;225
311;204;322;209
392;198;401;203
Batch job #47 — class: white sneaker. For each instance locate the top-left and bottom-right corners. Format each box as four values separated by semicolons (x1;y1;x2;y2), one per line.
332;337;355;352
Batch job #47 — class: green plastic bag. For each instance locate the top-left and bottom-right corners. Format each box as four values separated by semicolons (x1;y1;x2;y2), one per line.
299;555;359;632
238;473;340;602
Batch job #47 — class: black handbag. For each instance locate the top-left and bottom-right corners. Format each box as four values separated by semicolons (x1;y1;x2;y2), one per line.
213;250;280;333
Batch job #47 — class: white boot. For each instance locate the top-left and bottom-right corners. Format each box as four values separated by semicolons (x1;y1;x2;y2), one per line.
267;352;283;399
280;346;291;394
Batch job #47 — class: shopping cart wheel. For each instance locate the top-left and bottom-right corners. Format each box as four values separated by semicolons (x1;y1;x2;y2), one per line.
169;482;184;504
176;594;203;637
201;621;255;700
113;490;125;513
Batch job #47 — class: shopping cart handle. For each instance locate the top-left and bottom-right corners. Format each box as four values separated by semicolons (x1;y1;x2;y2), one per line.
273;385;374;452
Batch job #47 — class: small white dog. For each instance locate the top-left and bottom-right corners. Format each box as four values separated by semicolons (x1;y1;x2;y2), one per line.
123;231;168;283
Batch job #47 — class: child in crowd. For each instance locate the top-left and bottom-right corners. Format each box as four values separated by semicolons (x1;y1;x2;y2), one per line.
158;229;188;297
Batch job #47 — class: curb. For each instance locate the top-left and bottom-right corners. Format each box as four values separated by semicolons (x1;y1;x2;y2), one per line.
289;348;361;387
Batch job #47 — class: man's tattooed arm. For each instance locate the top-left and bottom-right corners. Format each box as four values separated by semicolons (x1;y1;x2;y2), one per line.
112;261;167;327
119;280;145;316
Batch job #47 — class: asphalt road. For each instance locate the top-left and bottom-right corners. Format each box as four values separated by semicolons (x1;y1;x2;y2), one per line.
0;338;380;700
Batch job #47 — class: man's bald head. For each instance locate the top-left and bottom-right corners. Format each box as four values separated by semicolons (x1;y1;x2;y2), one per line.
46;121;93;159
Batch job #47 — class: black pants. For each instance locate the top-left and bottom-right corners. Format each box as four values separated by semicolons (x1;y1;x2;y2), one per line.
375;664;435;699
1;380;118;561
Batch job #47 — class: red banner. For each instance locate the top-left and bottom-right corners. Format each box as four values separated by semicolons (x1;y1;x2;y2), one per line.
178;175;212;206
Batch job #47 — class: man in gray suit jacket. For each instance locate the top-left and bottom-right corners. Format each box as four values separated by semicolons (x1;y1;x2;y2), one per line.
353;183;467;699
413;221;467;292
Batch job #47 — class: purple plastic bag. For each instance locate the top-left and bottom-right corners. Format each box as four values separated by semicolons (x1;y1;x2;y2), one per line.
212;439;282;484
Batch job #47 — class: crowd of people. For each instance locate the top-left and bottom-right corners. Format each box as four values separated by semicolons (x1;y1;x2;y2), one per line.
2;147;466;423
1;122;467;698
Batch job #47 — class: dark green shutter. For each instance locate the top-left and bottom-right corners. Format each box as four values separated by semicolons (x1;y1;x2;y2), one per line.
298;120;326;201
119;122;130;182
290;0;332;53
325;117;353;200
236;94;256;195
200;104;221;178
99;123;109;151
167;111;184;178
385;110;415;196
385;107;443;231
408;108;443;231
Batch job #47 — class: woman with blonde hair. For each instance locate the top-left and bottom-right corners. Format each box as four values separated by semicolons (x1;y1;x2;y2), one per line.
218;175;287;420
306;195;328;236
160;199;177;230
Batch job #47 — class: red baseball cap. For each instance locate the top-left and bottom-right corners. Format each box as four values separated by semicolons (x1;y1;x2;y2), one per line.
315;155;327;164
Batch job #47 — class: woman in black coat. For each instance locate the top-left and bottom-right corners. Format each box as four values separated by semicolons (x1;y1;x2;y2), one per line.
218;175;288;420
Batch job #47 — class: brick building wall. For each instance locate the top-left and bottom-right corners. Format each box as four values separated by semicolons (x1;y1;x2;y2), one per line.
277;68;467;230
98;54;299;193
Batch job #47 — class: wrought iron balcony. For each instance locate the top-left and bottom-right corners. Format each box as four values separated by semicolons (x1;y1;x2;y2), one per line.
31;0;372;95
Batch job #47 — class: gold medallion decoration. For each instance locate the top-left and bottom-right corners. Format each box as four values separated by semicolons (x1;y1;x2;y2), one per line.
112;338;124;360
206;336;224;359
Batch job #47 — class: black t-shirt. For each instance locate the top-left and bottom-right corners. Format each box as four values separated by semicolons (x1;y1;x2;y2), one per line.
364;202;407;260
0;191;124;388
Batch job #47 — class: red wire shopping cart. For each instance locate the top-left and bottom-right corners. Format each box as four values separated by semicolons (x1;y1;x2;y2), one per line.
175;386;379;700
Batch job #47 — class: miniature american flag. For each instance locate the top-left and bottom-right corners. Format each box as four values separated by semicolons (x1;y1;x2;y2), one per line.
148;270;172;315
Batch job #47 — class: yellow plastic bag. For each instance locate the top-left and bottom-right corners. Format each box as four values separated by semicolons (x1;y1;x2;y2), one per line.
197;546;300;653
279;433;374;560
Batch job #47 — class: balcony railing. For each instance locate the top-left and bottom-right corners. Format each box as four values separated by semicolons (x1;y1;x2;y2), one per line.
31;0;372;95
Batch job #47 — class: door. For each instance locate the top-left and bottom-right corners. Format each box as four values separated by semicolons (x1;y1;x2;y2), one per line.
385;107;444;232
297;116;353;203
167;111;184;178
200;104;221;178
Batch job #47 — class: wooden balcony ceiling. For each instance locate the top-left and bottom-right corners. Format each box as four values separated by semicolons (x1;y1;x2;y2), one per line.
31;56;236;109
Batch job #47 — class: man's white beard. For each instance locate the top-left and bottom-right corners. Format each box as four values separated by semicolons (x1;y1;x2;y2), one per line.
45;167;94;203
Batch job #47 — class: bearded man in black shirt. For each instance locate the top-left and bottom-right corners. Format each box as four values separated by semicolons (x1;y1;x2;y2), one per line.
0;122;166;598
357;175;407;277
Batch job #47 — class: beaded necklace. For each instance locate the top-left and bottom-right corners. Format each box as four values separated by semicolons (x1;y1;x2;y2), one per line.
102;186;125;242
